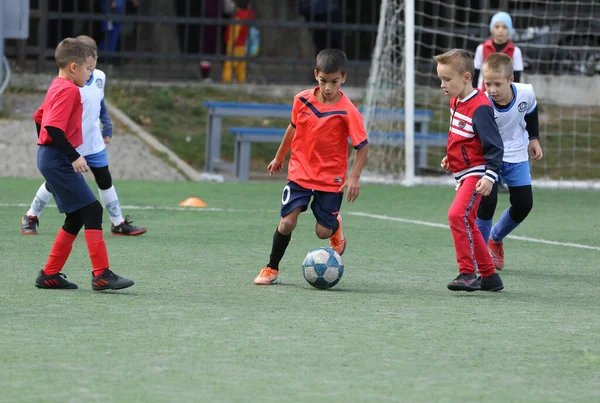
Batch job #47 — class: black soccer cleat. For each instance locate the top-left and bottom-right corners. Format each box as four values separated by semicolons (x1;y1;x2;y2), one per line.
478;273;504;292
35;270;78;289
447;273;482;292
22;215;39;235
92;269;135;291
111;215;147;236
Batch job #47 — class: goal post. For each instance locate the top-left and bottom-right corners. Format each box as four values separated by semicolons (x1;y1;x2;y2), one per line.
361;0;600;189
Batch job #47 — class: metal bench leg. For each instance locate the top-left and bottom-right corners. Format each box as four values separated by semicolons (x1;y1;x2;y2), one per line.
234;136;241;179
418;145;428;171
238;141;251;181
205;114;213;171
211;117;223;171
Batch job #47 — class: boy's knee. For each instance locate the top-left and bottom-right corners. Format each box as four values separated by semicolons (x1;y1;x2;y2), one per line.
447;209;463;224
511;198;533;223
509;186;533;223
315;226;331;239
279;217;297;234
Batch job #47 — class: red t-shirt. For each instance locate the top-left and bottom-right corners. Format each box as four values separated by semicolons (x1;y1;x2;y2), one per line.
288;87;368;192
34;77;83;148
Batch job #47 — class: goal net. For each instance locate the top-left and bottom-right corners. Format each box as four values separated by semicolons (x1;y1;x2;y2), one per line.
361;0;600;188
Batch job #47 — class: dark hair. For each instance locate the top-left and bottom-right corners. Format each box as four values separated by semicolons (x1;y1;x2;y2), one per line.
54;37;95;68
315;49;347;75
433;48;474;76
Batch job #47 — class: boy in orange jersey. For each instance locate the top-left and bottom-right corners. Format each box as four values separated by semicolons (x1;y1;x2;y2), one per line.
435;48;504;292
254;49;368;285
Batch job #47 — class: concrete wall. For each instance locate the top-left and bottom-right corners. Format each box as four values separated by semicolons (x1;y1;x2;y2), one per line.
524;74;600;106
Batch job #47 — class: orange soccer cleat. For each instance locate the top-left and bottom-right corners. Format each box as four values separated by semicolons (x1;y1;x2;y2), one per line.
253;266;279;285
329;214;346;256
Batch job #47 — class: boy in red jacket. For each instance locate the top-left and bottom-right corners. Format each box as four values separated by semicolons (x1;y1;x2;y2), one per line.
435;48;504;292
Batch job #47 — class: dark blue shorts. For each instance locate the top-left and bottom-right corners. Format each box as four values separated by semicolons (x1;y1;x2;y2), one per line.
37;145;97;214
280;181;343;229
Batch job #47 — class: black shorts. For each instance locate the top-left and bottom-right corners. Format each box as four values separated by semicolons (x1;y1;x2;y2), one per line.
280;181;343;229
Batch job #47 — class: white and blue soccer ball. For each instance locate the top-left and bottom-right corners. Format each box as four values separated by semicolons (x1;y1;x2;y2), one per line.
301;247;344;289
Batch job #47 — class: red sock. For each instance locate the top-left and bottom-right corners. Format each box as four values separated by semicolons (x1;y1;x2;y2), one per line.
84;229;109;277
43;229;77;275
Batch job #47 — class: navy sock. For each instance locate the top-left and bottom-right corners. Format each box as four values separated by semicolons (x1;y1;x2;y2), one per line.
490;208;520;242
476;217;493;245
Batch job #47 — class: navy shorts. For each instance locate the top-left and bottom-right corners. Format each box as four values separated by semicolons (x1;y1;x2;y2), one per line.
37;145;97;214
280;181;343;229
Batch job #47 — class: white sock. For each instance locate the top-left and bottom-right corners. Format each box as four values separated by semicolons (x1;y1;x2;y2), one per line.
99;186;124;226
26;182;54;217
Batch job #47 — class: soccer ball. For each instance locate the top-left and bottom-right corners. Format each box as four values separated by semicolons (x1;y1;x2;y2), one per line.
301;247;344;289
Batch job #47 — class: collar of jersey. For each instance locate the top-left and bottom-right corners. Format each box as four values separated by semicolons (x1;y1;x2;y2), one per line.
457;89;479;103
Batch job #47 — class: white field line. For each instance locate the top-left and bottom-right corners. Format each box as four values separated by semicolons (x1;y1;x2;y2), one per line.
2;203;599;251
348;212;600;251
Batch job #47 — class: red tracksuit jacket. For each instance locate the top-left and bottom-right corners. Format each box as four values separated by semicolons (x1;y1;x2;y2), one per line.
447;89;503;183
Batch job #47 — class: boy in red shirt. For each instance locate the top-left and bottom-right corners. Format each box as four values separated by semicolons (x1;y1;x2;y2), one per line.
435;48;504;292
254;49;369;285
33;37;134;291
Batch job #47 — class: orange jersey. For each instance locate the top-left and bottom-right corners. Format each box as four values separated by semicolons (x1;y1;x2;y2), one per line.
288;87;368;192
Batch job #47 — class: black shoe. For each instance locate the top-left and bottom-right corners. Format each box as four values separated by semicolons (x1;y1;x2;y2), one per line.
35;270;78;289
478;273;504;292
111;215;147;236
447;273;481;292
92;269;135;291
22;215;39;235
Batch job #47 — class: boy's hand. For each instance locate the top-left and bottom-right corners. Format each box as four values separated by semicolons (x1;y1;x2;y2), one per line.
103;136;112;145
440;156;451;172
72;156;89;173
475;177;493;196
267;158;284;175
528;139;543;160
339;176;360;202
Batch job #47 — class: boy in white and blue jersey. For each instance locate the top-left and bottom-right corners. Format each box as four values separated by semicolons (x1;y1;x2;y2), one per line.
22;36;146;236
475;53;543;270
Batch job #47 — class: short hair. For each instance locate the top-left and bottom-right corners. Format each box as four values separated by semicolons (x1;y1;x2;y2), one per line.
76;35;98;55
433;48;474;76
54;37;95;69
315;49;347;75
482;52;514;79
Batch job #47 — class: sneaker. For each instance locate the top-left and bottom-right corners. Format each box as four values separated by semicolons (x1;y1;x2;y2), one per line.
35;270;78;289
111;215;147;236
22;215;39;235
447;273;481;292
253;266;278;285
92;269;135;291
329;214;347;256
488;239;504;270
478;273;504;292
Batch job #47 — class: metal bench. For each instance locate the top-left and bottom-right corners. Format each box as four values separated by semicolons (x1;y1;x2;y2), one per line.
229;127;447;181
203;101;435;173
